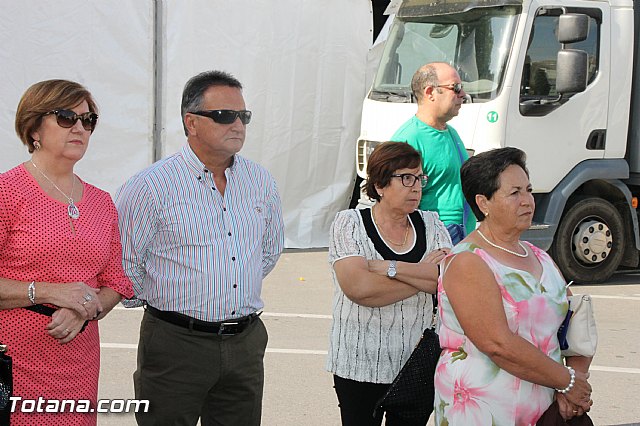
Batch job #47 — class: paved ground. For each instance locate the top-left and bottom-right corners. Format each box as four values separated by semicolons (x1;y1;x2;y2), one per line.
97;250;640;426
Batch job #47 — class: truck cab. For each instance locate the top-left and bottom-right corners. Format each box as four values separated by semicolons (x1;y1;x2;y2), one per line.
356;0;640;282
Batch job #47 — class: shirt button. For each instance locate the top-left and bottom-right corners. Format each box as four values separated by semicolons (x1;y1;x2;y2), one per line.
231;310;236;315
212;187;215;190
228;232;232;236
232;256;236;261
233;284;238;288
204;169;209;173
197;176;202;180
223;207;227;211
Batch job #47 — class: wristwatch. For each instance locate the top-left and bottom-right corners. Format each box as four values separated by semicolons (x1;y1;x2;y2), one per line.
387;260;397;279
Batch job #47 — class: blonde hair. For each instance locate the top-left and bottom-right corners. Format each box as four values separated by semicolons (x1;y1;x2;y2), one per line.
15;79;98;153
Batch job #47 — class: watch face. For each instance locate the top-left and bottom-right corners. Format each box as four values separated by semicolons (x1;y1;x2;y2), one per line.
387;261;397;278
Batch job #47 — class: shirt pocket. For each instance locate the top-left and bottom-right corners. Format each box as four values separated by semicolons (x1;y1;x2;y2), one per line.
233;200;266;243
160;199;222;247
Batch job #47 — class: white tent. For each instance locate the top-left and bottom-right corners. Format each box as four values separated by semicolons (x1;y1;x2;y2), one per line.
0;0;372;247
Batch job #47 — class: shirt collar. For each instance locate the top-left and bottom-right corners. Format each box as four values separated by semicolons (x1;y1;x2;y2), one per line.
180;144;238;179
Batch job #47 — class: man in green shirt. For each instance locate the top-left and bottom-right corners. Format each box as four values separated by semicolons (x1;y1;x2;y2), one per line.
392;62;475;243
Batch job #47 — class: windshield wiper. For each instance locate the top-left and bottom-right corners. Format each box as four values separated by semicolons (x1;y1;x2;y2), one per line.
369;90;414;103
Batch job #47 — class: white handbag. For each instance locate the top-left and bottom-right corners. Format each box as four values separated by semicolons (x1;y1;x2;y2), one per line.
561;294;598;357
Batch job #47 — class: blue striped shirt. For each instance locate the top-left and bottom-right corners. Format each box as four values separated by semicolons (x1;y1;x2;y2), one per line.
115;144;284;321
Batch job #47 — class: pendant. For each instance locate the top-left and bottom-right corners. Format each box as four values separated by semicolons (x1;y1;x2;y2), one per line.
68;202;80;220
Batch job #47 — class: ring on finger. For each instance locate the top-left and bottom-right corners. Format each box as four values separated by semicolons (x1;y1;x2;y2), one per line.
83;294;93;302
64;328;71;335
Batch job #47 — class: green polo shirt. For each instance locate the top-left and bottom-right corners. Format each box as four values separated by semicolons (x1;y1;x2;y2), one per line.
391;116;476;232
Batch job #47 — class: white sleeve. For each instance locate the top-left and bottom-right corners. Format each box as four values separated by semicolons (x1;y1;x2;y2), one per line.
328;210;367;265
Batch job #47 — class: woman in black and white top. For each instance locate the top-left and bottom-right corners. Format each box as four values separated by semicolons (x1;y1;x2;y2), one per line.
327;142;452;426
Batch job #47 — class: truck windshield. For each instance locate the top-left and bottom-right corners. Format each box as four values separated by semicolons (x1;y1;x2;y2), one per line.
371;6;519;102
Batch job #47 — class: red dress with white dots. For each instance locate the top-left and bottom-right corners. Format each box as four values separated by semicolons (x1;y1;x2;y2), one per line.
0;164;133;426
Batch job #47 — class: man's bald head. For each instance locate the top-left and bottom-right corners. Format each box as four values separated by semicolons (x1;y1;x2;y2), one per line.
411;62;455;103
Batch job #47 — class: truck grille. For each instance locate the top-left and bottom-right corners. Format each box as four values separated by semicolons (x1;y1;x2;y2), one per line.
356;139;381;175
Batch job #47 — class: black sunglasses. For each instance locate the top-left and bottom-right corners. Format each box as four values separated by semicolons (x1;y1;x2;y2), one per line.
44;109;98;132
190;109;252;125
435;83;464;94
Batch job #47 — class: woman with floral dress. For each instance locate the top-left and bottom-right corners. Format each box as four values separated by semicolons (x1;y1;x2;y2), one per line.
434;147;594;425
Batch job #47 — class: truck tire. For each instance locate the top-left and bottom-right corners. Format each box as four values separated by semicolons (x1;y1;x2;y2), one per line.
550;197;624;283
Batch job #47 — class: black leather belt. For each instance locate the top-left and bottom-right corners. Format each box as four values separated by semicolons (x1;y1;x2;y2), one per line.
145;305;260;335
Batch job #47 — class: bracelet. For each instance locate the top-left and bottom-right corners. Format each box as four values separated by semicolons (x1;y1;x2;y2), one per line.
27;280;36;305
556;366;575;394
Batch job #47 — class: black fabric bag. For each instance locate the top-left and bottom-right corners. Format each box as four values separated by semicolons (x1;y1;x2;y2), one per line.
536;400;594;426
374;296;441;423
0;343;12;425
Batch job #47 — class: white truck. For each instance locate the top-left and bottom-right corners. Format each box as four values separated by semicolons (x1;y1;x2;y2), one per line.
355;0;640;283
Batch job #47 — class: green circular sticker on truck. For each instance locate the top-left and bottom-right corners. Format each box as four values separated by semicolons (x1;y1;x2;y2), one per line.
487;111;498;123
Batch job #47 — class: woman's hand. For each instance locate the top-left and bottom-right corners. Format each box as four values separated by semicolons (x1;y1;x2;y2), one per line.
367;248;451;275
47;308;87;344
422;248;451;264
42;282;103;320
557;392;592;419
562;369;593;413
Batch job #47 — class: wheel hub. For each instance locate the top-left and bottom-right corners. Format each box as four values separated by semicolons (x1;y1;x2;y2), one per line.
572;220;612;264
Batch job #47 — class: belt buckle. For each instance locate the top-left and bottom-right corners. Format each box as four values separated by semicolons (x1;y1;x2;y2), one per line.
218;321;239;335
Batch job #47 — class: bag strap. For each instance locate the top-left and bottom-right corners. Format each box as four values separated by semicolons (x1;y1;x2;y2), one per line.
430;294;438;331
449;129;471;232
23;304;89;333
24;304;56;316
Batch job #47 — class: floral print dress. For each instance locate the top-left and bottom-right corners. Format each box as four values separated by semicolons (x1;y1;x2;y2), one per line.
434;242;568;425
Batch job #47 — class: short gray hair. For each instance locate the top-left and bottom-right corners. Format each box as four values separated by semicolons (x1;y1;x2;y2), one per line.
411;64;439;102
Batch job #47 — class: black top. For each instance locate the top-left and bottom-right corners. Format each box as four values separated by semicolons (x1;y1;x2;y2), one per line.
359;208;426;262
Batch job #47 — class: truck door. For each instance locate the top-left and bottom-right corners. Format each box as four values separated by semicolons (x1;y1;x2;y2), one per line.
505;3;606;194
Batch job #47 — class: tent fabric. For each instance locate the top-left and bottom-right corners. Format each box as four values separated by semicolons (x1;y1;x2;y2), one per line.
0;0;372;248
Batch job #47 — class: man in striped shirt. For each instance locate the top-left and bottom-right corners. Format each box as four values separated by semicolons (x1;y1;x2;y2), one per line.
115;70;285;426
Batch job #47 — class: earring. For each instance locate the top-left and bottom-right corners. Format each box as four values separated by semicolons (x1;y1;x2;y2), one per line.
33;141;41;150
484;211;489;217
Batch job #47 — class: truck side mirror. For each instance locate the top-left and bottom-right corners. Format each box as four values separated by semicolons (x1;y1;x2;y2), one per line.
556;49;588;94
557;13;589;43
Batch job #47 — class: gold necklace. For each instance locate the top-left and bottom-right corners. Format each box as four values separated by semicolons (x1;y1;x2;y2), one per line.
30;160;80;219
372;205;410;246
477;229;528;258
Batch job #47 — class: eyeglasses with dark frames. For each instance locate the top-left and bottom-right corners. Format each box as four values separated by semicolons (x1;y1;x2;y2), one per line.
435;82;464;94
391;173;428;188
190;109;252;125
44;110;98;132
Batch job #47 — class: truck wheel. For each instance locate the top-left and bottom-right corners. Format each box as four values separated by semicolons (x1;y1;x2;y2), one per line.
550;197;624;283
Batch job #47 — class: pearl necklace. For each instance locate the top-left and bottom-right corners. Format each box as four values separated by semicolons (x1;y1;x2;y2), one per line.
30;160;80;219
372;205;410;246
476;229;528;258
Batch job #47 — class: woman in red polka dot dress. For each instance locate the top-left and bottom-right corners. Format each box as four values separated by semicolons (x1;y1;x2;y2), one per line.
0;80;134;425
